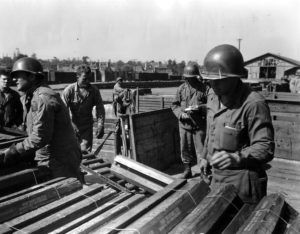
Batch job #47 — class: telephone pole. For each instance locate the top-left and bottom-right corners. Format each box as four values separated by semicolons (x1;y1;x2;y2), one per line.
237;38;242;51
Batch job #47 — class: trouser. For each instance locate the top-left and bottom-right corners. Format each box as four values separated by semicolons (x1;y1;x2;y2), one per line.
211;168;268;204
78;126;93;152
179;127;205;165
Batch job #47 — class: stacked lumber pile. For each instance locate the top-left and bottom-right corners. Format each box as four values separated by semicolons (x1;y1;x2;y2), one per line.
0;155;300;234
136;95;174;113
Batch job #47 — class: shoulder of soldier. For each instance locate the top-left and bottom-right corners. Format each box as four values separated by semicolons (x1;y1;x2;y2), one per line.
8;87;21;97
177;83;187;91
63;82;76;93
33;86;59;103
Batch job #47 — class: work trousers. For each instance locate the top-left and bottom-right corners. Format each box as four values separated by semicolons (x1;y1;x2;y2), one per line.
179;127;205;165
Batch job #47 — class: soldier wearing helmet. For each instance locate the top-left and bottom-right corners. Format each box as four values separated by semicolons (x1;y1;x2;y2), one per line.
199;44;274;204
62;64;105;153
171;63;208;179
0;57;83;182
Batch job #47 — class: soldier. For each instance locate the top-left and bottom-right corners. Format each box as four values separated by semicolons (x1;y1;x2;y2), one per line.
172;63;208;179
0;69;23;128
0;57;83;182
199;44;275;204
63;64;105;153
112;77;134;115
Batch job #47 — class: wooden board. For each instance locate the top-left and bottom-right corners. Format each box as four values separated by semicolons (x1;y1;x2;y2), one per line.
0;178;82;223
121;180;210;234
129;108;180;170
169;184;244;234
95;179;186;234
0;184;104;234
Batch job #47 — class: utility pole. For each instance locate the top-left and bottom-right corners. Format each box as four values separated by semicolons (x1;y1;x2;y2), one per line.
237;38;242;51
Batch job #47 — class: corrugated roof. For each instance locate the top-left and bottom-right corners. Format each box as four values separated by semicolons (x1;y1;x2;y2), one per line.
244;53;300;66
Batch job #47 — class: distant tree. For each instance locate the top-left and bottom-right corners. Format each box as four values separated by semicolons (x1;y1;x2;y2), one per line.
115;60;125;71
14;53;28;62
0;56;13;68
167;59;172;70
82;56;89;64
31;53;37;59
177;60;186;75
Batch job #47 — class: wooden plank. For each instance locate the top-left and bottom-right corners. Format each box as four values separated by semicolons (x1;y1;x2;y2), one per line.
121;180;210;234
0;178;82;223
0;184;104;234
0;177;66;204
49;193;133;234
236;193;286;234
113;155;174;185
169;184;244;234
0;137;27;149
129;113;137;160
0;168;51;196
17;188;118;234
110;164;163;194
222;204;257;234
69;194;145;234
94;179;186;234
82;158;104;165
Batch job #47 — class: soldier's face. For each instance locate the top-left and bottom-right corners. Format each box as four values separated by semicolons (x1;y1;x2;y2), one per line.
210;77;239;96
0;75;10;90
14;72;34;92
77;72;90;88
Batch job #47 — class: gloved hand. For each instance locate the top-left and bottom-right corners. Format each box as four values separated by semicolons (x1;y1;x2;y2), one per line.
96;124;104;139
2;144;20;166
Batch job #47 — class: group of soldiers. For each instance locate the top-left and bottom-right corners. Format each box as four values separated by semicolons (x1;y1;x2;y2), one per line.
172;44;274;204
0;58;105;183
0;44;275;205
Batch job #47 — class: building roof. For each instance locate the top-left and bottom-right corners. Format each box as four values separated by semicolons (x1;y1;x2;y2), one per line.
244;53;300;66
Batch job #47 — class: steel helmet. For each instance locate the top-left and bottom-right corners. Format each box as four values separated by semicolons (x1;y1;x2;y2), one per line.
183;64;200;78
11;57;44;77
116;77;123;82
201;44;247;79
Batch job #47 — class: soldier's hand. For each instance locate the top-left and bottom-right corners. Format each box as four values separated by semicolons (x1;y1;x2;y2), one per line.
210;151;240;170
199;158;209;175
180;113;189;120
96;125;104;139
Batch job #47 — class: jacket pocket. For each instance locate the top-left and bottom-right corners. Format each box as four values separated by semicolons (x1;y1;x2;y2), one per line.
220;124;243;152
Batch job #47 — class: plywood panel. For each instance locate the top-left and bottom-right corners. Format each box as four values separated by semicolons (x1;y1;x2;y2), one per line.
130;109;180;170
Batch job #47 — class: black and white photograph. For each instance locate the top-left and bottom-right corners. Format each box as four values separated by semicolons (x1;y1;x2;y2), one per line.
0;0;300;233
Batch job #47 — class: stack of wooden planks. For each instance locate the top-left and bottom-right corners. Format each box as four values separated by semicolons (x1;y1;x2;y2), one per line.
0;155;299;234
136;95;174;113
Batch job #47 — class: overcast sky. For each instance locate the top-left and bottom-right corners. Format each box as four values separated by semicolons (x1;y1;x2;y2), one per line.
0;0;299;63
